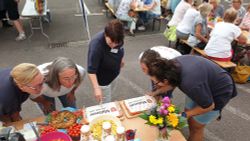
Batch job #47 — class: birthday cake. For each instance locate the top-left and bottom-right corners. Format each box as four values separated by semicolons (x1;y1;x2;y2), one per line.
85;102;123;122
123;95;156;115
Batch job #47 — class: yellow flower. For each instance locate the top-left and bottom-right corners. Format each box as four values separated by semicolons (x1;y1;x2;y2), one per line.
167;105;175;113
167;113;179;127
157;117;164;125
149;115;164;125
149;115;158;125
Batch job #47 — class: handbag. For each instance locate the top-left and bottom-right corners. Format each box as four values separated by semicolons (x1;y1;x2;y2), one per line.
231;63;250;84
163;26;177;42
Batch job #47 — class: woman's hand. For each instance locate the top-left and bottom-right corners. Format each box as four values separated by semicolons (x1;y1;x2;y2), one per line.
94;87;103;103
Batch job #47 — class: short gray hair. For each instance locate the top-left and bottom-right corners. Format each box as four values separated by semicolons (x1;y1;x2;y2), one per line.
199;3;213;16
45;57;82;91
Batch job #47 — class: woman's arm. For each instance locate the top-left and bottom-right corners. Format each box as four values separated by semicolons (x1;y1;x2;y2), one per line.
185;103;215;119
88;73;102;103
195;24;208;43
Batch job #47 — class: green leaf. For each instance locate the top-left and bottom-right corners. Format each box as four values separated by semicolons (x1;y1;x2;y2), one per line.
139;113;149;120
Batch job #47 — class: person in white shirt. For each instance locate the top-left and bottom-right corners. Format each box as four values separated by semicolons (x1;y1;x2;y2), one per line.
176;0;203;40
168;0;193;27
31;57;85;114
204;8;247;61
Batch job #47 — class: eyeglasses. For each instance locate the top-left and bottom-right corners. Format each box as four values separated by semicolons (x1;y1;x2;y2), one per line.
62;74;78;82
25;80;44;90
232;1;240;3
154;81;161;86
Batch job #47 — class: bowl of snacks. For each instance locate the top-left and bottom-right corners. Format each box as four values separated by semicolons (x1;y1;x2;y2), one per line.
90;115;122;140
39;131;72;141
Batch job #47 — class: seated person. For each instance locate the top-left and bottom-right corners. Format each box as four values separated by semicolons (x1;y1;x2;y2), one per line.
168;0;193;27
176;0;203;40
116;0;137;35
204;8;247;61
139;0;161;25
208;0;224;18
240;4;250;31
31;57;85;115
187;3;212;49
231;0;246;25
0;63;43;123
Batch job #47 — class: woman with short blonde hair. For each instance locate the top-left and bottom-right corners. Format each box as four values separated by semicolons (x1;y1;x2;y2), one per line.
11;63;40;85
187;3;212;49
0;63;44;123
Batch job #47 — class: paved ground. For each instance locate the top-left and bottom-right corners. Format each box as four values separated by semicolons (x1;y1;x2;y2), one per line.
0;0;250;141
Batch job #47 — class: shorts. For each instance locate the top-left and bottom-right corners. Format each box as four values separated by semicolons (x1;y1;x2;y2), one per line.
5;0;19;20
185;96;220;125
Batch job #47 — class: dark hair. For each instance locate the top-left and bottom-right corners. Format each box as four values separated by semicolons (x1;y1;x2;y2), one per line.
104;19;124;44
147;58;181;87
140;49;161;67
45;57;82;91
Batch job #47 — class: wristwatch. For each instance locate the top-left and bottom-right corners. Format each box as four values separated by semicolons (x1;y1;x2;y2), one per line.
181;112;187;118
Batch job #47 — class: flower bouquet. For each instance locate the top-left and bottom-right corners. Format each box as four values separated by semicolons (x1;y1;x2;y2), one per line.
139;97;188;141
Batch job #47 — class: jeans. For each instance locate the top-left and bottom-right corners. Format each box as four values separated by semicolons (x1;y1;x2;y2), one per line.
117;14;136;31
38;94;76;115
185;96;220;125
139;11;160;24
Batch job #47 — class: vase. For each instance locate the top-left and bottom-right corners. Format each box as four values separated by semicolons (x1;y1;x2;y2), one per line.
155;128;169;141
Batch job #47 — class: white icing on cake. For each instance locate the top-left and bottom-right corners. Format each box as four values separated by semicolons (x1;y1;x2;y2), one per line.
124;96;156;114
86;102;120;122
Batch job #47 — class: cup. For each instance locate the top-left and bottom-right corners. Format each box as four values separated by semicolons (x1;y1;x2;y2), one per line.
125;129;136;140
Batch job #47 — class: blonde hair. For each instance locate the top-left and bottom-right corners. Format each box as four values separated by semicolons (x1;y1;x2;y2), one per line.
11;63;39;85
223;8;238;23
199;3;213;17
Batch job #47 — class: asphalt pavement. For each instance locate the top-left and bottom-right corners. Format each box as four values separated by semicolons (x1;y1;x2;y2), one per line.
0;0;250;141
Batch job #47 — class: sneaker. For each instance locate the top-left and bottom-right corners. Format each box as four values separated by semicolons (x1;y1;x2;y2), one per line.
15;33;26;41
138;26;146;31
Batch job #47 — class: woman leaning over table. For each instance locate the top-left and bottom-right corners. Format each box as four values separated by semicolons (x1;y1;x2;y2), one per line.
187;3;212;49
31;57;85;114
204;8;247;61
